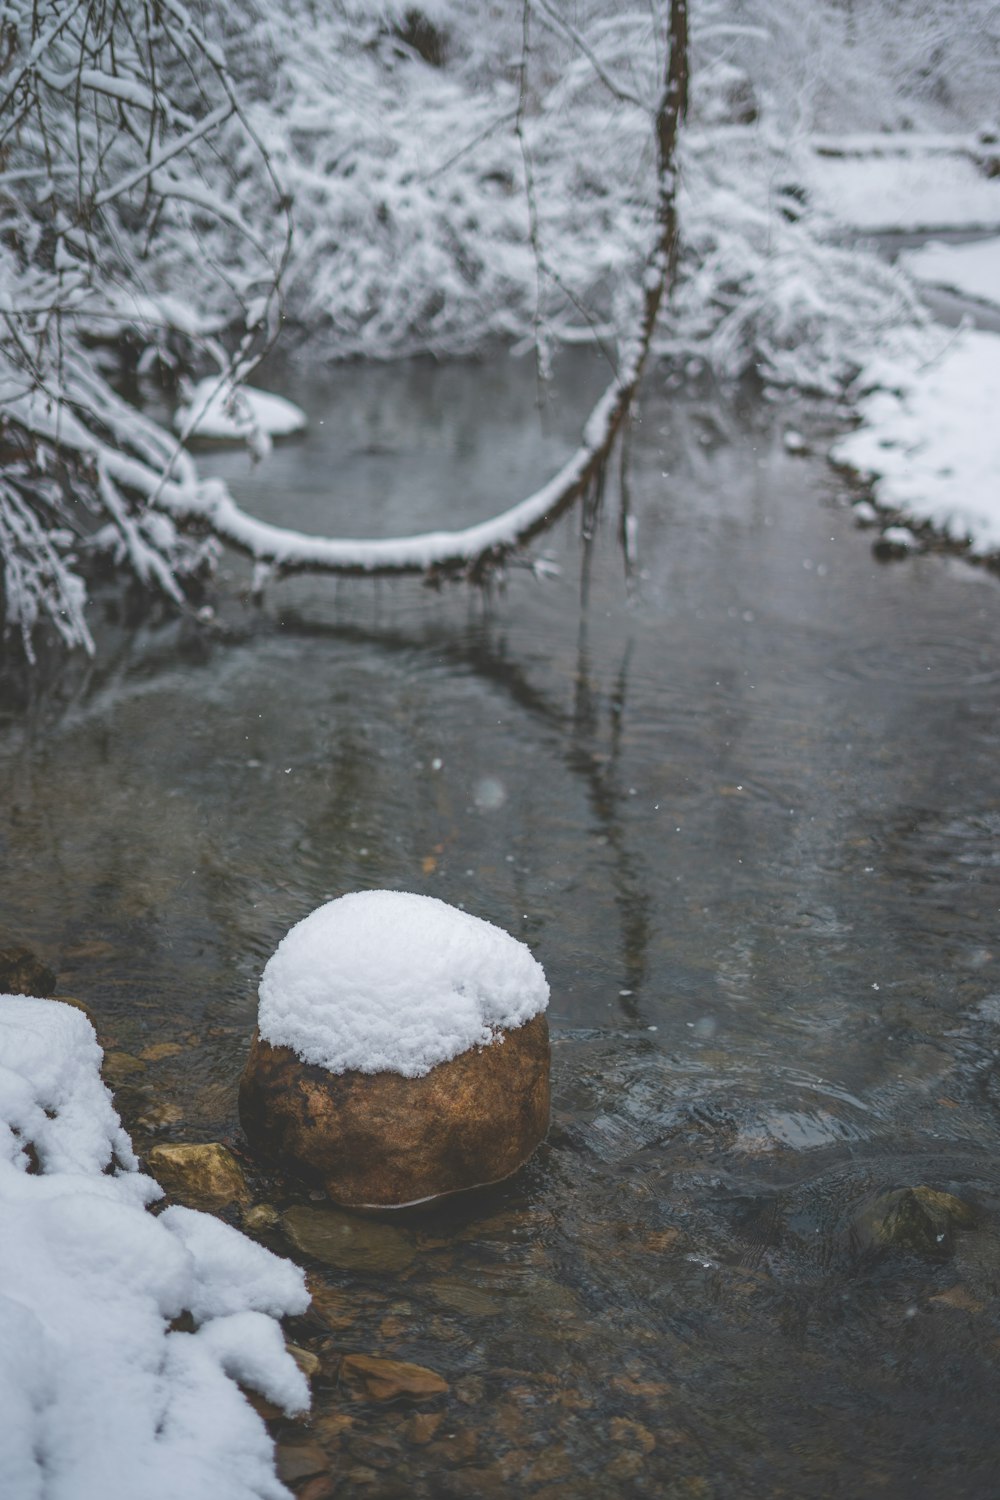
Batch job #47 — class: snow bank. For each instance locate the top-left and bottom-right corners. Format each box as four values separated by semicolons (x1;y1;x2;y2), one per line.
831;330;1000;555
899;236;1000;310
175;380;307;444
0;996;310;1500
258;891;550;1078
807;153;1000;233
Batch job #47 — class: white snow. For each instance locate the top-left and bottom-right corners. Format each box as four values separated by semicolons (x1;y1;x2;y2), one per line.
807;153;1000;233
831;330;1000;554
899;236;1000;309
257;890;550;1078
0;995;310;1500
175;379;307;444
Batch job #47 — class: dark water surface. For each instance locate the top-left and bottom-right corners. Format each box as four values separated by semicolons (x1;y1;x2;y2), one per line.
2;356;1000;1497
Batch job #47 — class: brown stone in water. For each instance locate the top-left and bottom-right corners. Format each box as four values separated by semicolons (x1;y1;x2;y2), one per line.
146;1141;250;1210
238;1013;550;1208
341;1353;448;1402
0;943;56;998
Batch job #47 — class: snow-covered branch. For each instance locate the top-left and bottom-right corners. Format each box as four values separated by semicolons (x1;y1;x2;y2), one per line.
141;0;689;585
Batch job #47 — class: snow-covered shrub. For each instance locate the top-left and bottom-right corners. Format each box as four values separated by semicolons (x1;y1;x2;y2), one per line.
0;0;288;656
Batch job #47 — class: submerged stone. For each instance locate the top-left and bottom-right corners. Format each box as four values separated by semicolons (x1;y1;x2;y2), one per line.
0;943;56;997
241;1012;550;1207
146;1141;250;1210
340;1353;448;1402
281;1204;415;1272
849;1185;976;1260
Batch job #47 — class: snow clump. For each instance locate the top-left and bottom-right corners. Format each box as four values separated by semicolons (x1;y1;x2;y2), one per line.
175;379;307;444
0;995;309;1500
257;890;550;1079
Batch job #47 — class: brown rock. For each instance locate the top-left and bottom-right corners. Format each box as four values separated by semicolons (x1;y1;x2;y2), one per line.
0;943;56;997
340;1353;448;1402
282;1205;415;1273
102;1050;146;1086
139;1041;186;1062
298;1478;336;1500
275;1440;330;1485
242;1202;281;1234
287;1343;322;1380
404;1411;445;1445
146;1142;250;1210
239;1013;550;1208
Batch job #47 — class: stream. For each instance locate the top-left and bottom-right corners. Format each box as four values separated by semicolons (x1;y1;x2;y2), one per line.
2;352;999;1497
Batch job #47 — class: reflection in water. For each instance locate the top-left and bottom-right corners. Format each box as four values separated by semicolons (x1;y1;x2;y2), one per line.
1;359;999;1496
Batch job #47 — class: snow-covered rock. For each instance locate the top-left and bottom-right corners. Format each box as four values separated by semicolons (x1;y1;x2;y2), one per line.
239;892;551;1208
0;995;309;1500
175;379;307;445
255;890;549;1078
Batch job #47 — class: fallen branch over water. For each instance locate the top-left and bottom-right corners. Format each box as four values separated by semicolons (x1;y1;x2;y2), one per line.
152;0;689;585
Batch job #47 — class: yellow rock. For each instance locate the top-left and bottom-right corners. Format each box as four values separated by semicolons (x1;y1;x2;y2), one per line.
139;1041;186;1062
287;1343;322;1380
102;1050;145;1085
146;1142;249;1209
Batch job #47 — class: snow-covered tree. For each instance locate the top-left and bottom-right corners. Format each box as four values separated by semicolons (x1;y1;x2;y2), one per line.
1;0;996;659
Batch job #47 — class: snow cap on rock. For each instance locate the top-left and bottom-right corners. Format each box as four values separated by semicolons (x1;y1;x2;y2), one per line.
257;890;550;1079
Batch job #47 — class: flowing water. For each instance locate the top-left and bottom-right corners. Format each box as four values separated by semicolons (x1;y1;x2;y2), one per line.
2;354;999;1498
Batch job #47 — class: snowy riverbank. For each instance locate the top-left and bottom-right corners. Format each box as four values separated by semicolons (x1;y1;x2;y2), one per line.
0;997;309;1500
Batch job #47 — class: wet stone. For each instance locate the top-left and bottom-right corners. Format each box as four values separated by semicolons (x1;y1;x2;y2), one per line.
138;1041;186;1062
240;1013;550;1209
404;1411;445;1444
287;1343;322;1381
849;1185;976;1260
340;1353;448;1402
282;1205;415;1273
102;1050;146;1086
275;1439;330;1485
145;1142;250;1210
423;1427;479;1467
297;1477;335;1500
243;1202;281;1234
0;943;56;997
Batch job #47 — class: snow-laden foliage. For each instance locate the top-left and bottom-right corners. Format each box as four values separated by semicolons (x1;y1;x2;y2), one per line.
1;0;998;655
0;0;289;656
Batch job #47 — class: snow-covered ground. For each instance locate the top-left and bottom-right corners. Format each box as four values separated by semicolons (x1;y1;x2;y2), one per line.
831;330;1000;555
0;997;310;1500
899;236;1000;310
804;141;1000;554
807;153;1000;234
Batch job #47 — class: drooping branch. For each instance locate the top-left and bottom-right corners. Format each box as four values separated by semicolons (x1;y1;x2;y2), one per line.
150;0;690;586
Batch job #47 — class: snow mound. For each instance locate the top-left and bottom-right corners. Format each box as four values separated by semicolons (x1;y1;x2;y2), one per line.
175;379;307;443
257;890;550;1078
831;330;1000;555
808;153;1000;233
0;995;309;1500
899;236;1000;309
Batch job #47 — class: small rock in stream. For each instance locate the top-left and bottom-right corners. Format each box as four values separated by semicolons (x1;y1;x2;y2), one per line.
340;1352;448;1402
282;1204;415;1273
873;525;919;560
0;942;56;997
849;1185;976;1261
145;1141;250;1210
